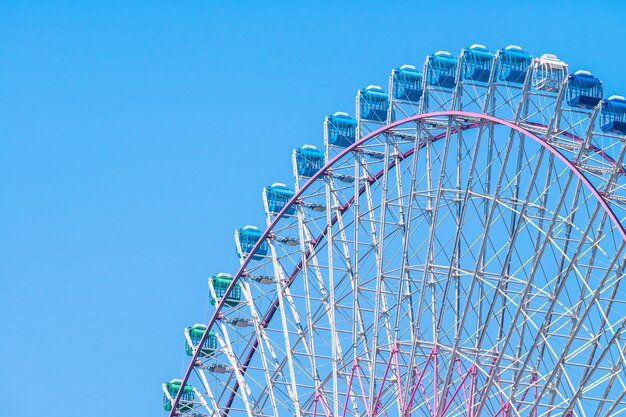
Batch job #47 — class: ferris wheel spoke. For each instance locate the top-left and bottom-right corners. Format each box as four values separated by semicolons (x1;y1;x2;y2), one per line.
582;257;626;398
195;368;220;416
395;125;430;406
541;206;610;411
592;324;626;417
351;150;365;382
253;295;333;408
507;154;561;373
598;385;626;417
546;241;626;416
470;140;553;415
389;156;420;344
327;172;364;415
446;128;524;353
546;76;568;137
352;135;398;394
409;117;462;415
603;139;626;195
432;118;495;416
546;129;594;298
326;204;366;355
268;244;305;416
478;167;600;416
465;73;533;359
365;135;400;412
530;316;626;417
213;330;256;417
228;278;288;415
506;203;605;410
296;208;334;395
272;240;327;392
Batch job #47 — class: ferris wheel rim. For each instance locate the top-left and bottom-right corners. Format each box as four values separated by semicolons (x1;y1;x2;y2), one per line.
168;110;626;417
220;116;626;416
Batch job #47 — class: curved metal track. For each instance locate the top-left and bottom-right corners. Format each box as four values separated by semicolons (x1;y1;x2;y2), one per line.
171;112;626;417
166;47;626;417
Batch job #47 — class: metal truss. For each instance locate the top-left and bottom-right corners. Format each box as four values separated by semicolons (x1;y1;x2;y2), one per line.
166;47;626;417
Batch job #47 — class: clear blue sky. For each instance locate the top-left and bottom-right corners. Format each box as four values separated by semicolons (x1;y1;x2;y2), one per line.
1;1;625;416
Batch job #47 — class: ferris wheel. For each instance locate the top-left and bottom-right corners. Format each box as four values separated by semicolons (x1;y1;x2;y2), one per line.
162;44;626;417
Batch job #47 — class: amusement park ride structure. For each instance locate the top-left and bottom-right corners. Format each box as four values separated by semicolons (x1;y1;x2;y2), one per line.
162;44;626;417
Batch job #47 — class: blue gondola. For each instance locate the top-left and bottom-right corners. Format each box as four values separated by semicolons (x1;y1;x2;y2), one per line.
325;112;357;147
426;51;457;89
392;64;423;102
533;53;568;92
294;145;325;177
264;182;296;215
235;225;268;260
461;44;494;83
601;95;626;135
567;70;603;109
497;45;531;84
358;85;389;122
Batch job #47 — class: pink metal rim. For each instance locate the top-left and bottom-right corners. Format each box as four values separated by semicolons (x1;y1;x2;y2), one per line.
168;111;626;416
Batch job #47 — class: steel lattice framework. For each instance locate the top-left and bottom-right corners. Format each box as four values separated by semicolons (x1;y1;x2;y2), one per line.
163;46;626;417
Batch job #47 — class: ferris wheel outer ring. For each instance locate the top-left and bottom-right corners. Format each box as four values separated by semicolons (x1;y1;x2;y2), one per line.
168;110;626;417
